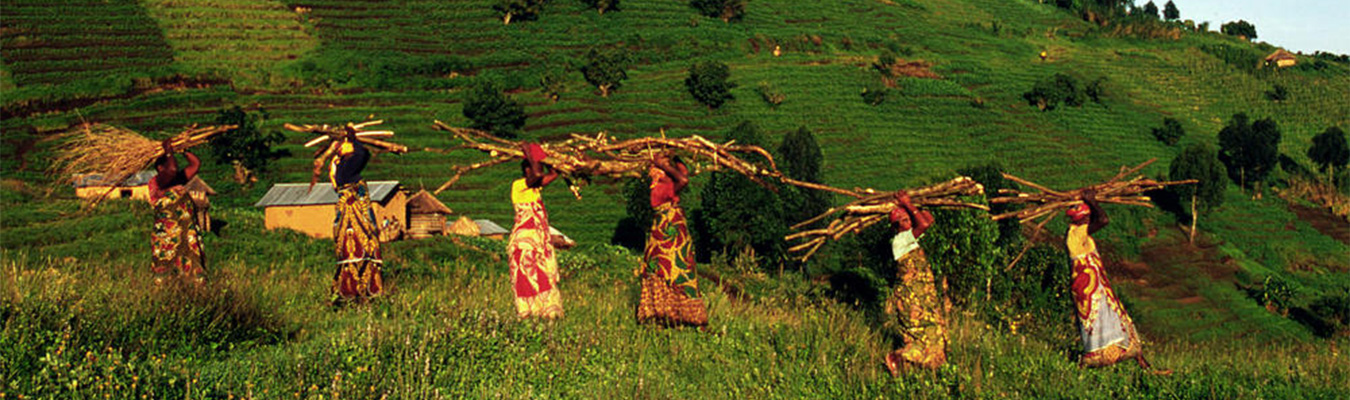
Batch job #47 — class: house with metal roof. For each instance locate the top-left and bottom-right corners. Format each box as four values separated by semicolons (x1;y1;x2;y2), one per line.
254;181;407;239
72;171;156;201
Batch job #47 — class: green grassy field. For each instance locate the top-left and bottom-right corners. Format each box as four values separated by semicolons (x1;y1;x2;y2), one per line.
3;0;1349;397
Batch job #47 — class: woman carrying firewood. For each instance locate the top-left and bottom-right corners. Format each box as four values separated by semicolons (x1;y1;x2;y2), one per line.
330;129;384;304
636;154;707;326
507;143;564;319
882;192;948;375
1066;191;1164;373
149;139;206;285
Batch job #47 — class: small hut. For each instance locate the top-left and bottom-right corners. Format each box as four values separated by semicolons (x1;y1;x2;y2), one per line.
184;176;216;232
448;216;480;236
1264;49;1297;68
253;181;407;239
406;190;453;239
73;171;155;201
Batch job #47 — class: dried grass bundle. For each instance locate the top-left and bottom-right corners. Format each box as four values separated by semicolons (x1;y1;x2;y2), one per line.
283;120;409;188
53;123;235;206
429;121;782;197
784;177;988;261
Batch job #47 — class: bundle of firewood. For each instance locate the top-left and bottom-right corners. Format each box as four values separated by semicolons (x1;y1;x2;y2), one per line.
989;159;1195;226
54;123;236;206
283;120;408;188
784;176;988;261
430;121;782;197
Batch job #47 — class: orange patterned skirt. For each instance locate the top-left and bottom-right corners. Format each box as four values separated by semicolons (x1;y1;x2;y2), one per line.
884;248;947;369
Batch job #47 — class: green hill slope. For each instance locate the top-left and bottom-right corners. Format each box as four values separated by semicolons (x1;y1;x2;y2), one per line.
2;0;1349;397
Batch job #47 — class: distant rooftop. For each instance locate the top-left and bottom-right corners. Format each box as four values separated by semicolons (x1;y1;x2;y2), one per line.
72;171;156;188
254;181;400;207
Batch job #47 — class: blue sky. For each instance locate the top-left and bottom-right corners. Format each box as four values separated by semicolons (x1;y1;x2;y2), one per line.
1165;0;1350;54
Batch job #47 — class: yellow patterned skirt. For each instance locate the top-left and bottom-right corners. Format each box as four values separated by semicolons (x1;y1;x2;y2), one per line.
151;189;205;284
883;248;947;369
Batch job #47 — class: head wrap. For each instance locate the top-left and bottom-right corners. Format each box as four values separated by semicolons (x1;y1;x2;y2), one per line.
1066;203;1091;223
524;143;547;164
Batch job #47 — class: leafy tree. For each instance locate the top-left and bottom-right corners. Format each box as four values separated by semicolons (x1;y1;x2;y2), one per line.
1151;117;1186;146
1217;113;1281;193
581;0;619;14
1221;20;1257;40
1142;1;1159;19
1163;0;1179;21
1084;76;1107;104
861;82;888;106
1023;73;1083;111
873;50;898;78
689;0;745;23
611;176;653;251
1265;84;1289;102
958;164;1021;247
921;206;1001;305
581;47;629;97
685;61;736;109
756;81;785;108
695;121;786;265
539;66;566;103
1169;143;1226;243
210;106;286;184
1309;126;1350;175
463;83;526;139
494;0;544;25
777;126;830;228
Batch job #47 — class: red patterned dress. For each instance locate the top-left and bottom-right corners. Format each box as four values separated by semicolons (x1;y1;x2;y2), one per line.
636;173;707;326
149;186;205;283
1068;223;1142;367
508;178;562;318
332;179;384;302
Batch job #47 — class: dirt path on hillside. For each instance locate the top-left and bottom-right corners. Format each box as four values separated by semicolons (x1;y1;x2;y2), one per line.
1288;202;1350;245
1106;230;1257;341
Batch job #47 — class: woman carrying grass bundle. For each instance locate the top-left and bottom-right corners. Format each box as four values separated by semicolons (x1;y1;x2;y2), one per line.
636;154;707;326
882;192;947;375
149;139;206;285
1066;191;1166;373
508;143;564;319
330;130;384;304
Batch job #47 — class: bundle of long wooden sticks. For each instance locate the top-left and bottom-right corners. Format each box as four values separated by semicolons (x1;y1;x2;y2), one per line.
283;120;409;188
989;159;1195;226
54;122;236;206
784;176;988;261
430;121;782;196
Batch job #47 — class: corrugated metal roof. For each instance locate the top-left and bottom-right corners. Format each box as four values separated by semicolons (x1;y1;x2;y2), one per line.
72;171;156;188
474;219;510;235
468;219;571;241
254;181;400;207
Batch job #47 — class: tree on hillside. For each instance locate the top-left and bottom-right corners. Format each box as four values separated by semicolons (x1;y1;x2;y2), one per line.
611;176;653;251
695;121;786;266
1221;20;1257;40
494;0;544;25
1023;73;1084;111
581;47;629;98
1217;113;1281;196
777;126;830;232
1169;143;1226;243
1163;0;1180;21
1309;126;1350;177
463;83;526;139
685;61;736;110
1142;1;1159;19
690;0;745;23
1151;117;1186;146
211;106;286;185
581;0;619;14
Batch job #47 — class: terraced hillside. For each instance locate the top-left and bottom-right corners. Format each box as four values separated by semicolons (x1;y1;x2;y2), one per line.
3;0;1349;397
